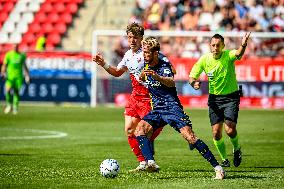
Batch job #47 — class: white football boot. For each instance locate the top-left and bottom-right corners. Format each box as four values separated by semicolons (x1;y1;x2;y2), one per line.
129;161;147;172
4;105;11;114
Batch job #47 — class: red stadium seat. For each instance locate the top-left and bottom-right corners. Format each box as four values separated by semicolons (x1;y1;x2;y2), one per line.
3;2;14;12
66;3;78;14
22;32;36;44
48;33;60;45
34;12;47;23
0;12;8;23
41;3;53;13
48;12;60;23
29;22;41;34
54;3;65;13
45;42;55;50
54;22;67;34
42;22;53;34
60;13;72;24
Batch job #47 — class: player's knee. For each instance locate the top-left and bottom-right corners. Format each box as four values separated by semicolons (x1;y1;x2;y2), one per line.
125;128;135;136
224;120;237;137
134;120;152;136
212;130;222;140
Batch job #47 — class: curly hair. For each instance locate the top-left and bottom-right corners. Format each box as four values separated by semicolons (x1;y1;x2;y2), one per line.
142;36;160;52
126;22;144;37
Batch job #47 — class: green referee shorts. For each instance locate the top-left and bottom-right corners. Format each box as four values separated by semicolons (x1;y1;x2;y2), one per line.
5;77;24;91
208;91;240;125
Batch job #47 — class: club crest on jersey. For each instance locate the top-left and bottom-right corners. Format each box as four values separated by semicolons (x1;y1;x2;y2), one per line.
163;68;171;75
162;57;169;62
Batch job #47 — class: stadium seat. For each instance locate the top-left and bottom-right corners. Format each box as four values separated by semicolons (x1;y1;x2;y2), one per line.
54;22;67;34
29;22;41;34
9;12;21;22
42;22;53;34
48;12;60;23
34;12;47;23
54;3;65;13
10;32;22;43
22;12;34;24
2;22;15;33
48;33;61;45
22;32;35;44
65;3;78;14
28;1;41;12
41;3;53;13
60;13;72;24
3;2;15;12
0;32;9;43
0;12;8;24
16;22;29;33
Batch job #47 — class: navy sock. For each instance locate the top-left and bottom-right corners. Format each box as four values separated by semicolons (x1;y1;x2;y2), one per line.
193;139;219;167
151;141;155;155
136;135;154;161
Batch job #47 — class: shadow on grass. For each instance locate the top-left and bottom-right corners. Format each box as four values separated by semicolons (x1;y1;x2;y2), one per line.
0;154;31;156
253;166;284;169
225;175;266;179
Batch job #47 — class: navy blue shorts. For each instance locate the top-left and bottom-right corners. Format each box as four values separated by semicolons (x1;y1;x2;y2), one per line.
142;106;192;132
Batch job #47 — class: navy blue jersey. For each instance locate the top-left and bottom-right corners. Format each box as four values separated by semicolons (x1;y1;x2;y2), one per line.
145;53;182;110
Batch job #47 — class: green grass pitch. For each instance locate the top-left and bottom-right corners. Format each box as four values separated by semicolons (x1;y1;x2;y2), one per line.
0;105;283;188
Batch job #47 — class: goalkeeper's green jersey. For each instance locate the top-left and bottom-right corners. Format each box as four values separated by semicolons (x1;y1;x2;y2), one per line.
4;50;26;79
189;50;239;95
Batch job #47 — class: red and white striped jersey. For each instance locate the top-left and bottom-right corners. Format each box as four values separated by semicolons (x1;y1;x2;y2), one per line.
117;48;149;99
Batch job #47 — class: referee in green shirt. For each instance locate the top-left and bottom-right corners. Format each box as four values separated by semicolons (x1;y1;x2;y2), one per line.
1;44;30;114
189;32;251;167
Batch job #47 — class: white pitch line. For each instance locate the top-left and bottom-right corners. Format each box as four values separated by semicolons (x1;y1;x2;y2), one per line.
0;128;68;140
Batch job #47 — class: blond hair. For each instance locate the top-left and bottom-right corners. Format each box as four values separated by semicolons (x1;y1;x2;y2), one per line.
142;36;160;52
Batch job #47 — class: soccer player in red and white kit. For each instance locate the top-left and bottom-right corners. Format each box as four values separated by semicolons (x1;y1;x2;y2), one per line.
92;23;162;172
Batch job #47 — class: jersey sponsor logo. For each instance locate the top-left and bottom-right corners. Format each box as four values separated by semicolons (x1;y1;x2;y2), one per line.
207;71;214;78
145;80;161;87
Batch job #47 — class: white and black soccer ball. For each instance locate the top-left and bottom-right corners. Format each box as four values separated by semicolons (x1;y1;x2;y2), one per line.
99;159;120;178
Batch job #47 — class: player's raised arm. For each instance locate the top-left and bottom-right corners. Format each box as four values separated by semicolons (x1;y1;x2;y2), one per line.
92;53;126;77
235;32;251;59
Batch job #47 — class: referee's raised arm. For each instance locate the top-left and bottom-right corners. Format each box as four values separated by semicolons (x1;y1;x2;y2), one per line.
235;32;251;59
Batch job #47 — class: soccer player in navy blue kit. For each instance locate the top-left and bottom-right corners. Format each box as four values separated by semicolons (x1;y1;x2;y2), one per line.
135;37;226;179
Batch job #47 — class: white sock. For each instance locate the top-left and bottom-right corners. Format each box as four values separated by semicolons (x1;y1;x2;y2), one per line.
140;161;146;165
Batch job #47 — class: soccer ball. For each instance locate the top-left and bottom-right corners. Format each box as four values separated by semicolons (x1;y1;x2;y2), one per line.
99;159;120;178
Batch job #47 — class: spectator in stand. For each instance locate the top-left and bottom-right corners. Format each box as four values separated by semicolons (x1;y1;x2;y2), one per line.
35;33;47;52
129;0;284;58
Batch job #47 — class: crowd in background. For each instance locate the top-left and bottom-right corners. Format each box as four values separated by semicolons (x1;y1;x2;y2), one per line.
112;0;284;62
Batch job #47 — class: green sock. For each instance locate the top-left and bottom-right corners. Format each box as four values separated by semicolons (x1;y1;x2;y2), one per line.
13;93;19;109
213;137;227;161
5;92;12;106
230;134;241;151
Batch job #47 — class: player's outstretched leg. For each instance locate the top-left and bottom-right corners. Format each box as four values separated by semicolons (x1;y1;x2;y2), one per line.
128;135;147;172
193;139;226;179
